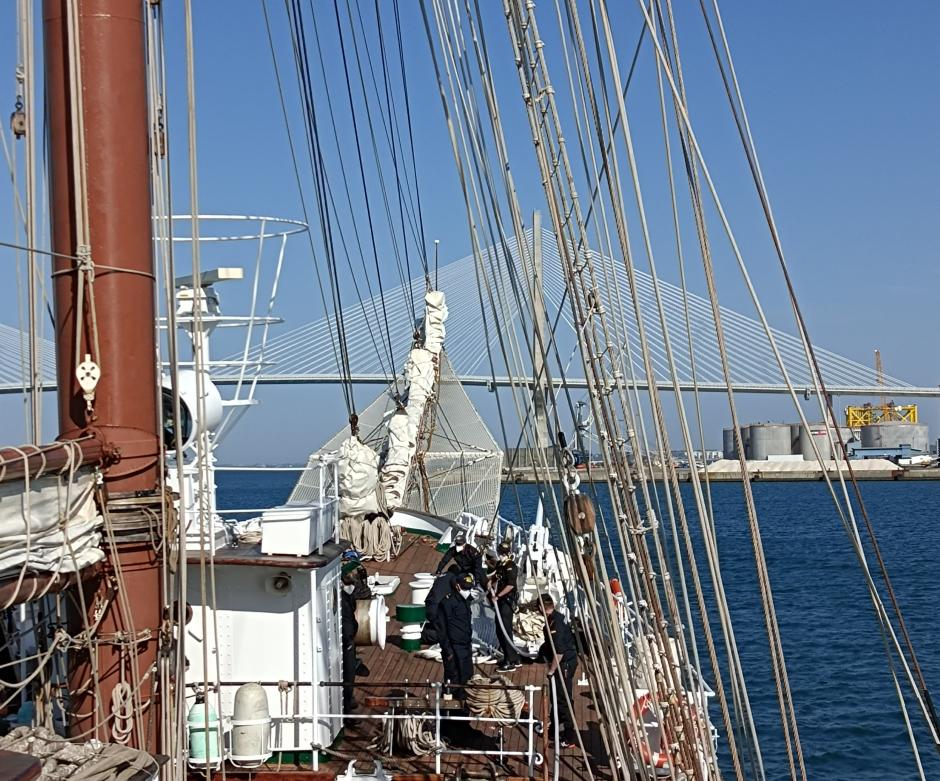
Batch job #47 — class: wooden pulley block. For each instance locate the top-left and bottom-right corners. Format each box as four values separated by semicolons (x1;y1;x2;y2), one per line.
565;492;596;535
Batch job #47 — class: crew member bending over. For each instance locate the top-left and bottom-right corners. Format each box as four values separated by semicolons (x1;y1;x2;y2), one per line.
538;593;578;748
435;572;476;696
489;540;521;672
435;530;485;586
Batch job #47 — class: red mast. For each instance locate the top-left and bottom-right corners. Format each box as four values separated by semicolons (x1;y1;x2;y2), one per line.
44;0;162;748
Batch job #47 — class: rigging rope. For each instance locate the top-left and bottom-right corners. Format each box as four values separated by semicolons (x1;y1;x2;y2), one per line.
284;0;360;415
696;0;940;753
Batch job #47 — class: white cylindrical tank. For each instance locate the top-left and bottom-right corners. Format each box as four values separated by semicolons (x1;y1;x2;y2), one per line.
800;423;832;462
860;422;929;453
231;683;271;767
747;424;792;460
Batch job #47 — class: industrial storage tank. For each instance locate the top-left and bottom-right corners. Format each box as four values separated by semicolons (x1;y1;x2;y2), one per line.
747;423;793;460
790;424;802;454
722;428;735;459
722;426;750;460
860;422;929;453
835;426;855;458
800;423;832;461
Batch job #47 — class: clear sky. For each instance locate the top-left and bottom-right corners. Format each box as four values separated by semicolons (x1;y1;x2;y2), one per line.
1;1;938;463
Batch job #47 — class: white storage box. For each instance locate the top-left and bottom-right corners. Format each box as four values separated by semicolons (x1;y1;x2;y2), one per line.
261;499;337;556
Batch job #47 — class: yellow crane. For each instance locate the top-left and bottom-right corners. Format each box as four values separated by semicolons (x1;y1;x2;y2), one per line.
845;349;917;427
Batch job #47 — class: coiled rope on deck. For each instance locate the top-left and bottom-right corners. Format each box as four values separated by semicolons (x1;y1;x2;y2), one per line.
340;514;401;561
371;712;438;757
465;674;525;725
513;608;546;645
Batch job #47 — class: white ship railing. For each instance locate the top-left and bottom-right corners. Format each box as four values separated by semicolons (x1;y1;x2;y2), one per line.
315;679;545;776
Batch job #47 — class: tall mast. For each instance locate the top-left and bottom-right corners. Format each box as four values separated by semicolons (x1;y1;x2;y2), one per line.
44;0;162;748
530;210;549;452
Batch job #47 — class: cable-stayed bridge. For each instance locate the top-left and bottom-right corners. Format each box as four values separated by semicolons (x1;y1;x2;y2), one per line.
1;229;936;397
212;229;935;398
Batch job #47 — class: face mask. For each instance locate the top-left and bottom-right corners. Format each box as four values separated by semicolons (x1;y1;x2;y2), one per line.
455;544;465;552
342;584;356;594
460;589;472;599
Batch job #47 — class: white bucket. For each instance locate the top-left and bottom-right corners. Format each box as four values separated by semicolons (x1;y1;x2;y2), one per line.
410;580;433;604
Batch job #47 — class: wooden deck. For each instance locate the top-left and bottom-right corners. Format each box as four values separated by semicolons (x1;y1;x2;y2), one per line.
318;533;613;780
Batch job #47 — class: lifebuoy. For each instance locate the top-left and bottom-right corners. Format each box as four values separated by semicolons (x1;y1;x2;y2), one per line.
629;692;670;770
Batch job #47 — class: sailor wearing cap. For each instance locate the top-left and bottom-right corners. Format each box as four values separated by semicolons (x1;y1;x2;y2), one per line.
434;571;476;695
489;540;521;672
434;529;485;587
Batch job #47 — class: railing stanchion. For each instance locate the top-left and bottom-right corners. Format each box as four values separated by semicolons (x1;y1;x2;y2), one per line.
542;683;550;781
434;681;442;775
528;685;535;775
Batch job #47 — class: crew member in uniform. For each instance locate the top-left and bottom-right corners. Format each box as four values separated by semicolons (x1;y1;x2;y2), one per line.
435;530;485;586
538;594;578;748
435;572;476;696
340;562;360;712
489;540;521;672
422;566;458;644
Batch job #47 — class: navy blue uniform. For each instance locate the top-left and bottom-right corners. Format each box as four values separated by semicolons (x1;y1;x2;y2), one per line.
492;559;520;665
538;611;578;743
435;591;474;694
341;589;358;711
422;571;456;644
435;544;485;587
425;571;456;621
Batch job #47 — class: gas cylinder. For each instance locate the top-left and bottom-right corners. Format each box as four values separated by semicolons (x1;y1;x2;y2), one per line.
187;697;221;767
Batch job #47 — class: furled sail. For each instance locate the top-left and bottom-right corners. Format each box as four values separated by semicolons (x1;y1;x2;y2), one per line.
291;292;502;521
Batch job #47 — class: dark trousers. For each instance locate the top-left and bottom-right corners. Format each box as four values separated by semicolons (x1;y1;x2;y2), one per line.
550;661;577;742
443;644;473;696
496;599;520;664
342;641;357;710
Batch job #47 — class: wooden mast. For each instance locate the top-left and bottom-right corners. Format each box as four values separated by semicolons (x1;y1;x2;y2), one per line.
43;0;162;748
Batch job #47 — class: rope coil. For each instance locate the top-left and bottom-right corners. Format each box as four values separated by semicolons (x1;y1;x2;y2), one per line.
465;674;525;725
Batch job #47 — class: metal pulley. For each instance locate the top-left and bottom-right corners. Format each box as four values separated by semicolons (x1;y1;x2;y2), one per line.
76;353;101;412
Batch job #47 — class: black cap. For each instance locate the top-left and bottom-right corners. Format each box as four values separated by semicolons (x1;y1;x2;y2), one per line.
456;572;475;590
454;530;467;545
497;541;512;555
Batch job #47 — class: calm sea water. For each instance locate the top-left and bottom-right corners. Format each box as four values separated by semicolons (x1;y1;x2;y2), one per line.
217;472;940;778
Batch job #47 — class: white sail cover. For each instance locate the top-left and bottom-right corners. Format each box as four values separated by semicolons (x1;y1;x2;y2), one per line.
0;470;104;577
290;353;503;521
377;292;448;511
379;409;415;510
423;290;447;355
337;436;380;516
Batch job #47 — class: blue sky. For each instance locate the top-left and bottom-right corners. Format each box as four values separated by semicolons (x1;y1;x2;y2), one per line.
1;2;938;462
